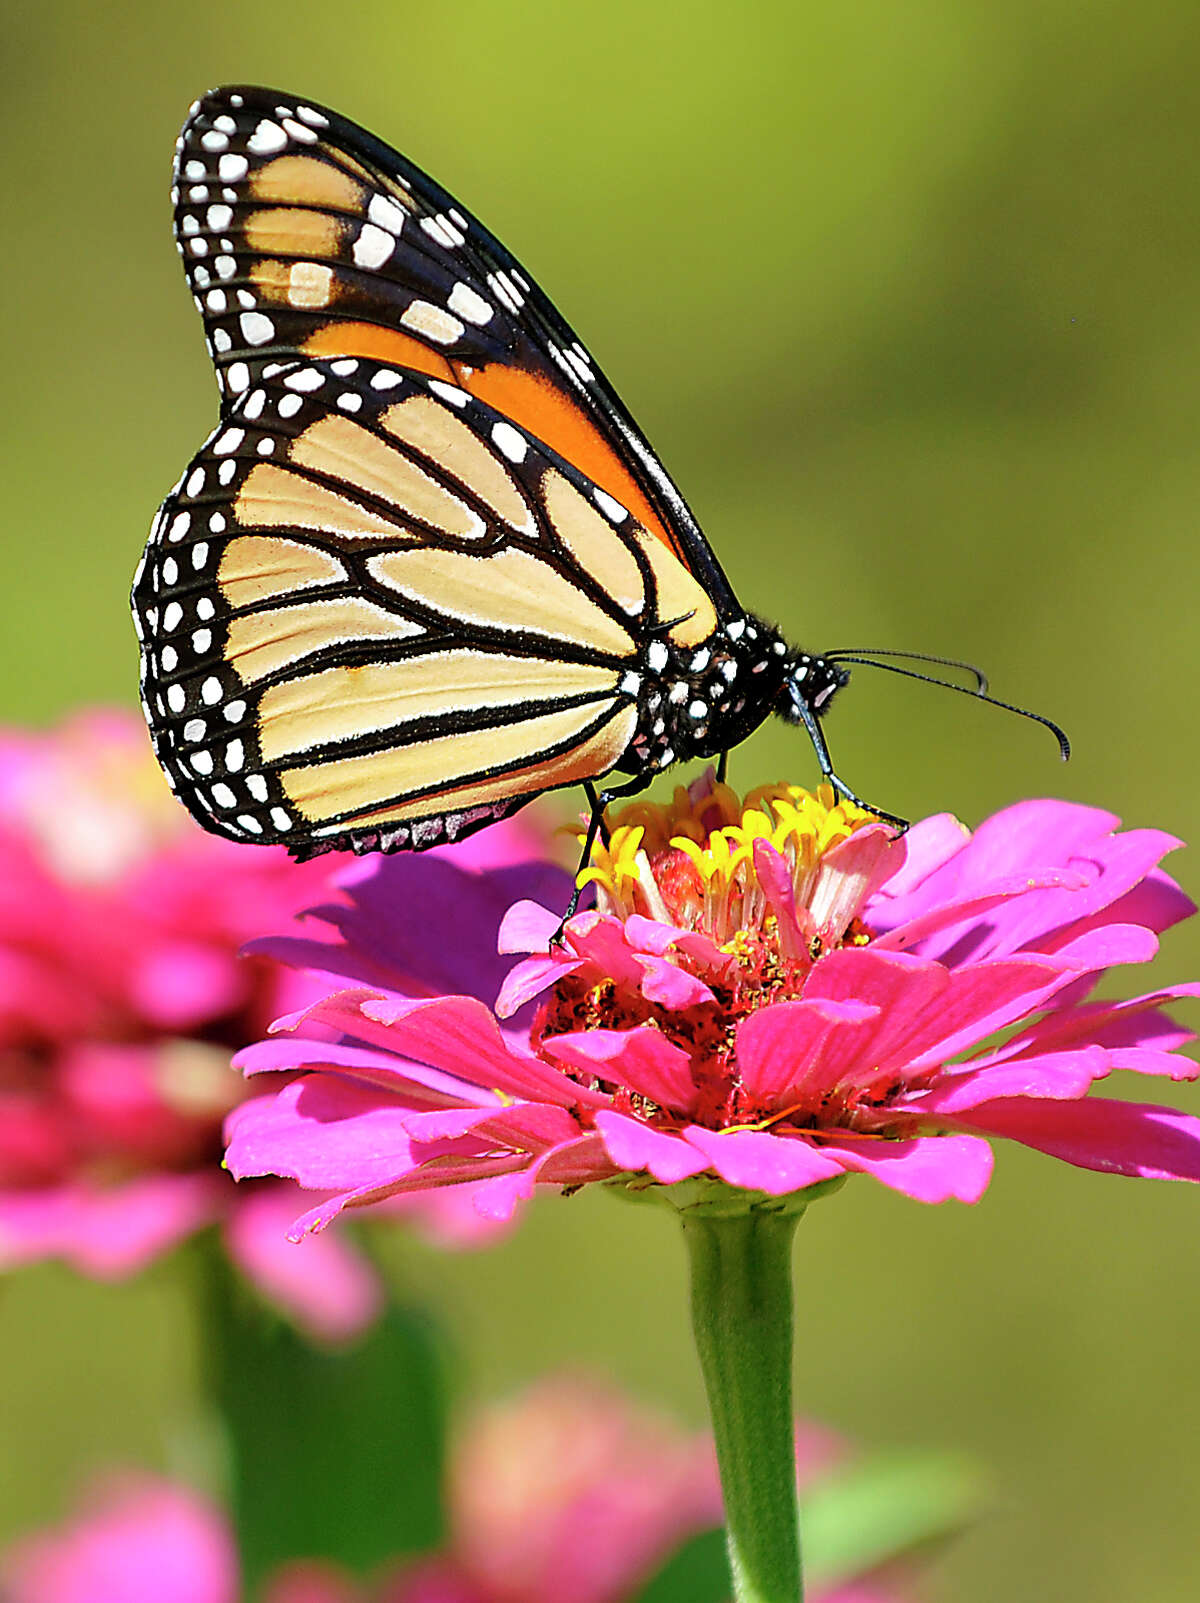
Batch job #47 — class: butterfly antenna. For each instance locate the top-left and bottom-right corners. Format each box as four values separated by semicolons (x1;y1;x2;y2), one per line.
826;648;989;695
826;654;1071;760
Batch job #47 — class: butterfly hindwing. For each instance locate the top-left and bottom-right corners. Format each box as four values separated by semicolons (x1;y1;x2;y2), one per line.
133;356;724;854
171;86;736;605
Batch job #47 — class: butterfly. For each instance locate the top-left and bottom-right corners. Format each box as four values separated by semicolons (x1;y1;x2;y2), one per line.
133;86;1067;880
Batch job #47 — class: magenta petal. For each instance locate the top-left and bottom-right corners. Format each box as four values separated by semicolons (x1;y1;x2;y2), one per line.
237;1026;497;1109
734;998;879;1103
0;1174;222;1277
817;1133;994;1203
594;1111;710;1182
635;955;716;1009
495;952;584;1018
542;1027;698;1112
225;1077;418;1192
1044;923;1159;970
497;899;563;955
4;1477;239;1603
907;1048;1108;1114
224;1184;383;1343
355;993;594;1107
681;1127;845;1194
954;1095;1200;1181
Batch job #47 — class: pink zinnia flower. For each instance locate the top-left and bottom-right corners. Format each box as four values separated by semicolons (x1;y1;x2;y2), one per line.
0;711;541;1339
227;775;1200;1232
0;1385;913;1603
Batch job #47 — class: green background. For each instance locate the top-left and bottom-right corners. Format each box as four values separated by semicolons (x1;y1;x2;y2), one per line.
4;2;1200;1598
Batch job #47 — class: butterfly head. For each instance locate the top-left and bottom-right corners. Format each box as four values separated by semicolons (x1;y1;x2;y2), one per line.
777;653;851;727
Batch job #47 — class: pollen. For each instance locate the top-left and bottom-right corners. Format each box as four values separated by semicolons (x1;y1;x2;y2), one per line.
577;771;878;944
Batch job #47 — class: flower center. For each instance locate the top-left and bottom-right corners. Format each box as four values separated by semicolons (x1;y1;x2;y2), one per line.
533;773;900;1133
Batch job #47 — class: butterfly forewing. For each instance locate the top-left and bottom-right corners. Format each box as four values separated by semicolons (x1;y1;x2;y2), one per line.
172;86;735;605
133;356;727;854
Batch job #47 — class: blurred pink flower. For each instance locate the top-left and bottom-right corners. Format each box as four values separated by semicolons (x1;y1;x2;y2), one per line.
226;777;1200;1234
0;711;543;1338
3;1476;238;1603
1;1385;907;1603
385;1376;840;1603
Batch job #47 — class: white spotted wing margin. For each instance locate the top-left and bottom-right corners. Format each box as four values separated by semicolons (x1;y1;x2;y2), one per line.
132;356;720;858
170;84;739;612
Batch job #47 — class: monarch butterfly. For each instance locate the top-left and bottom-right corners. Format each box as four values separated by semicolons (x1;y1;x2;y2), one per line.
133;86;1067;878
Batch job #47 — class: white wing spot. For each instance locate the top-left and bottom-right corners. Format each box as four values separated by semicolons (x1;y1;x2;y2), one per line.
213;428;244;455
284;367;325;391
400;300;464;345
353;223;395;269
240;312;275;345
490;422;526;464
227;362;250;393
207;203;233;230
282;118;319;145
367;193;407;234
447;282;493;326
428;380;468;407
248;120;288;154
593;488;628;523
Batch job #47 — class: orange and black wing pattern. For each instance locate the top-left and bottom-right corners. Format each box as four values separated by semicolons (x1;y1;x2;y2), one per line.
167;86;736;604
132;356;728;853
135;87;769;856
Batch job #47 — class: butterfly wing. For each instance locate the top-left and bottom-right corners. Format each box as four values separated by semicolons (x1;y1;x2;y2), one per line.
171;85;738;612
132;357;721;854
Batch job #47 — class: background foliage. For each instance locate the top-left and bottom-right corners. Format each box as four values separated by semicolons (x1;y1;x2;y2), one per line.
3;2;1199;1598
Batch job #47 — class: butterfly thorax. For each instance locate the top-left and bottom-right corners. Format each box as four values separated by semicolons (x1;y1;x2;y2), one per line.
623;613;792;777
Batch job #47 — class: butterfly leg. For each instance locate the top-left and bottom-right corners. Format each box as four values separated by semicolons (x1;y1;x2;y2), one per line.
552;774;657;944
716;750;729;785
790;697;909;833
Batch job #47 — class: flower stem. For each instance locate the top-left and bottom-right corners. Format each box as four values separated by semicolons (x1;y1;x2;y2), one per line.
682;1206;803;1603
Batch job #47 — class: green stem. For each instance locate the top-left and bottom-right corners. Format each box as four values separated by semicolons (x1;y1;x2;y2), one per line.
682;1207;803;1603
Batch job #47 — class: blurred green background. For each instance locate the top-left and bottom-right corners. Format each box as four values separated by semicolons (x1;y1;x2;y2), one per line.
3;1;1200;1597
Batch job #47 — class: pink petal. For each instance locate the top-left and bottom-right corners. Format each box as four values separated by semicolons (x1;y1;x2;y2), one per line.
241;1022;502;1109
541;1028;698;1113
594;1111;710;1183
734;997;880;1104
495;952;583;1018
907;1048;1108;1114
0;1174;222;1278
953;1095;1200;1181
808;824;906;942
497;898;565;955
681;1127;845;1194
223;1185;383;1344
1043;923;1159;970
816;1133;994;1202
634;956;717;1010
225;1077;419;1193
358;994;594;1108
3;1476;238;1603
